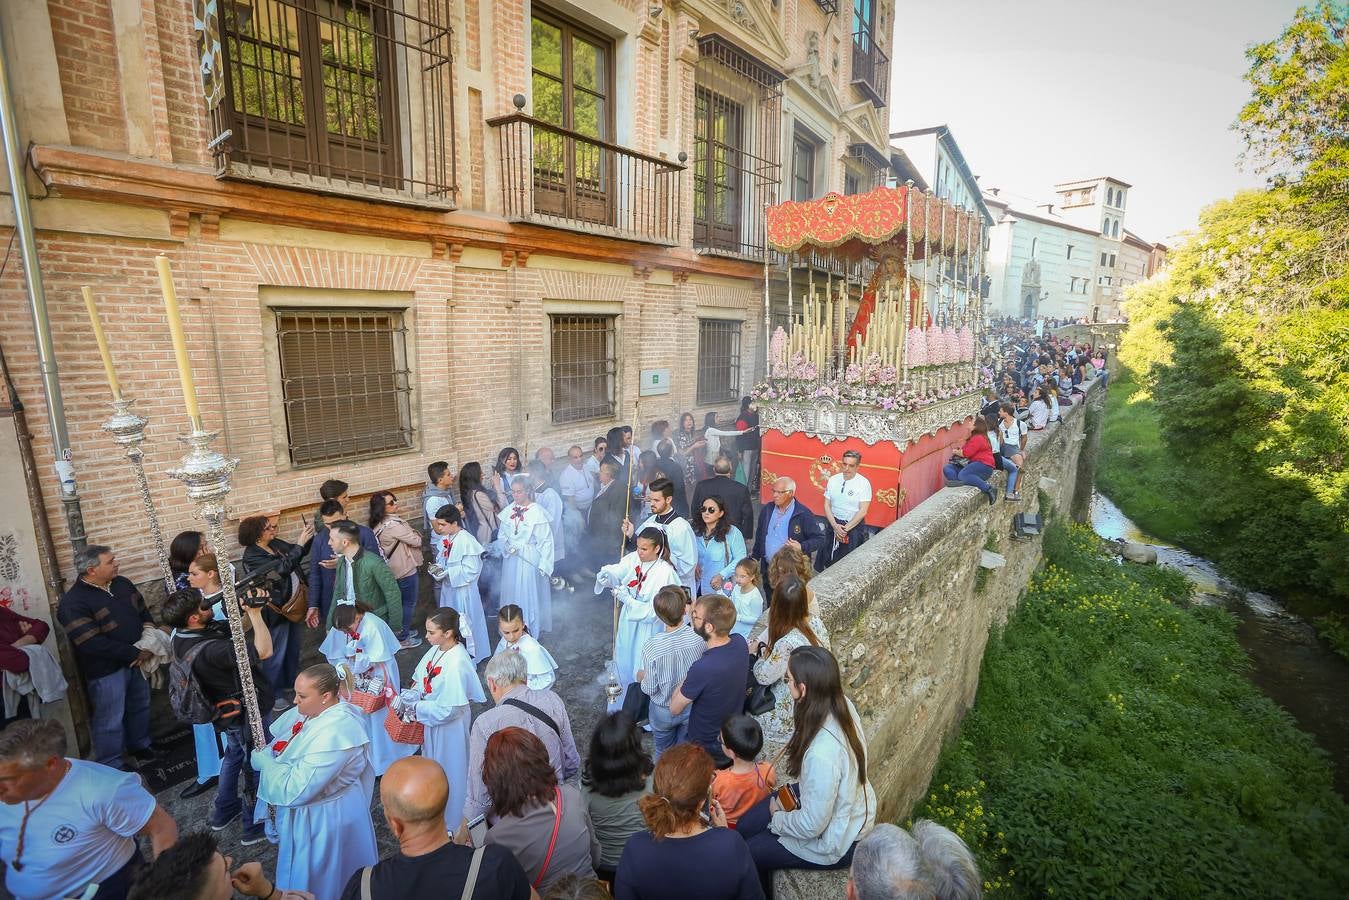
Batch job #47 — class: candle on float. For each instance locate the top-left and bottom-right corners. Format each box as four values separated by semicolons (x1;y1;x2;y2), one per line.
81;286;121;401
155;255;201;427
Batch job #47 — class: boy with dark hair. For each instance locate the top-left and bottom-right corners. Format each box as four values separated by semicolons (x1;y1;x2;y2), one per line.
712;714;776;827
670;593;749;767
307;484;382;628
423;462;456;538
638;585;705;759
129;830;308;900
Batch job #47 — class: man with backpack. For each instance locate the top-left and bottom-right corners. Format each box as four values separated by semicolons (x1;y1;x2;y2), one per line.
164;588;274;845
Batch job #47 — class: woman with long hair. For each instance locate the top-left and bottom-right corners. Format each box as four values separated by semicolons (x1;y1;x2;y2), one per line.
737;646;874;892
735;397;761;492
458;461;500;611
368;490;424;648
692;495;748;596
483;727;598;890
941;418;998;505
673;411;707;494
492;446;524;509
169;530;205;591
581;712;654;882
238;513;314;705
748;578;830;758
615;743;762;899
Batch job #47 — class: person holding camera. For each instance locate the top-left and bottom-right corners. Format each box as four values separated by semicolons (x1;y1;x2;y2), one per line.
164;587;274;846
239;513;314;710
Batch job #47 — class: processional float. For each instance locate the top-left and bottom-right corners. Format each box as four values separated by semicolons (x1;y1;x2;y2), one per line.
755;184;988;524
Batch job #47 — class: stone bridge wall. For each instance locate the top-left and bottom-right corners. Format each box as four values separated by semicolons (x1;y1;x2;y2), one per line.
812;378;1104;823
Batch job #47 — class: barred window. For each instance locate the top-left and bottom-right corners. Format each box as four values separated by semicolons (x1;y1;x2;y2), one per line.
550;315;616;424
697;319;742;405
275;309;413;466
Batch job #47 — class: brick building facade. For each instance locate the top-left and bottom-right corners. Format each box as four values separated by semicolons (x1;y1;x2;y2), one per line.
0;0;895;588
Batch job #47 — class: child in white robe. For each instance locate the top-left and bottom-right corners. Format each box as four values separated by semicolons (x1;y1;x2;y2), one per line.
251;664;377;900
495;479;555;634
595;527;680;687
729;557;767;640
493;603;559;691
429;504;490;665
401;608;486;830
320;602;415;776
625;478;698;592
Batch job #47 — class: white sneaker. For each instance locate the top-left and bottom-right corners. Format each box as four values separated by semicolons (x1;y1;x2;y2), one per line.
399;634;423;649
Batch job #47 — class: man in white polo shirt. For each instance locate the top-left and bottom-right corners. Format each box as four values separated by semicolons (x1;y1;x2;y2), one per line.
821;450;873;568
0;719;178;899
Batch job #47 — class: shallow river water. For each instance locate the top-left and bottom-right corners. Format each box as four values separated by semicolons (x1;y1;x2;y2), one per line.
1090;492;1349;798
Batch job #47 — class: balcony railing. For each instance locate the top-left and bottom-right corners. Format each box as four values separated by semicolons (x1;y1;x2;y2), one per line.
489;108;684;245
851;31;890;107
209;0;457;208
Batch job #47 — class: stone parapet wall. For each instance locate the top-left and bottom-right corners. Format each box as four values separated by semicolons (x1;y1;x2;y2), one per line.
817;378;1102;820
775;379;1103;898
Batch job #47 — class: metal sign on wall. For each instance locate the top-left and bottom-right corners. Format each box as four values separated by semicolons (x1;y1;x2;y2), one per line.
639;368;671;397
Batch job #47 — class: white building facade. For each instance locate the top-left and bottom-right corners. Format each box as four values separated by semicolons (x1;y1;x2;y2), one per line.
983;176;1159;322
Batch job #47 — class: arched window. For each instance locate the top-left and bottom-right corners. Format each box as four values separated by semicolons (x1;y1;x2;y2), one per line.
1112;219;1120;238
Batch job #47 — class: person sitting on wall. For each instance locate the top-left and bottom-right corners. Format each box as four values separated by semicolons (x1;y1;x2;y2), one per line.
942;420;999;506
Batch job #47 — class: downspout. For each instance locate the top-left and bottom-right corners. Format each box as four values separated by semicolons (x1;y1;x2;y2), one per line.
0;14;86;552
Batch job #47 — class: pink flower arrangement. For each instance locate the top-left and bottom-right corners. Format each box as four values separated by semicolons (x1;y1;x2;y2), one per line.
769;327;788;377
906;327;929;367
958;326;975;362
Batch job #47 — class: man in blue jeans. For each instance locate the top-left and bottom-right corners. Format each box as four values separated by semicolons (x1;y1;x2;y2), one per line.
638;586;706;758
57;544;156;769
163;589;275;844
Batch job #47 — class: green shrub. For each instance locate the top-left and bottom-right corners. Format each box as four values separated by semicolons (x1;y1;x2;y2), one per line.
911;523;1349;898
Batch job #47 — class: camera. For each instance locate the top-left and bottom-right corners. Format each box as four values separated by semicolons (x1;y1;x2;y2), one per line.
233;557;287;606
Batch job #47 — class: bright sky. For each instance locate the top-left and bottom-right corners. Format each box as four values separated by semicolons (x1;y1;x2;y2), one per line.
885;0;1304;244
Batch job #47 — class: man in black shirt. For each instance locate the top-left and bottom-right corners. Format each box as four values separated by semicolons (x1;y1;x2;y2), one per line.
342;756;533;900
164;588;274;845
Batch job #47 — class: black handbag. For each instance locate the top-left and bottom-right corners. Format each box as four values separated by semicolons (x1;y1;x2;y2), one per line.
745;681;775;716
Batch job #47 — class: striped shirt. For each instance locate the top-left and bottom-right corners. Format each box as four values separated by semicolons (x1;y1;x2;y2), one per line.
640;625;707;707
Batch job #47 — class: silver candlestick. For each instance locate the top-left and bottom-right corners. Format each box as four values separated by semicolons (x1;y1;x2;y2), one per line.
102;398;175;595
168;429;268;753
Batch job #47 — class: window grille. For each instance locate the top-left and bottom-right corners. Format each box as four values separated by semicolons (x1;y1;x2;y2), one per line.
211;0;457;206
697;320;742;405
550;315;616;424
693;36;783;259
275;309;413;466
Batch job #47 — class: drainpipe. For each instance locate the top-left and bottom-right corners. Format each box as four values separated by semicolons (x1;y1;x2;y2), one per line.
0;15;86;553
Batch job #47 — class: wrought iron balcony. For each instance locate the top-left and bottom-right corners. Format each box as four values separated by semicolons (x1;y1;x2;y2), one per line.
851;31;890;108
489;103;685;245
208;0;457;207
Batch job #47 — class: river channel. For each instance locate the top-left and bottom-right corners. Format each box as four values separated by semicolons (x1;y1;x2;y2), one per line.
1089;491;1349;800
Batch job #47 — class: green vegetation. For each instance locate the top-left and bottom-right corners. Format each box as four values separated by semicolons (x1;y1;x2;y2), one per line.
911;524;1349;898
1108;2;1349;610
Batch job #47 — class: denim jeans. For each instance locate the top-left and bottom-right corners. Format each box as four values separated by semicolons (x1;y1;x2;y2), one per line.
942;461;996;501
648;701;689;760
280;618;303;693
87;666;151;767
214;717;271;831
396;573;419;639
261;621;289;699
1000;455;1020;494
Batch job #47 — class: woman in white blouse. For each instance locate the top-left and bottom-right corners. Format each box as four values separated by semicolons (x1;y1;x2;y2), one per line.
736;646;875;891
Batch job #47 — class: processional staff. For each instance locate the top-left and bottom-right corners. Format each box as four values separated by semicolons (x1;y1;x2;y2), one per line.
154;255;269;756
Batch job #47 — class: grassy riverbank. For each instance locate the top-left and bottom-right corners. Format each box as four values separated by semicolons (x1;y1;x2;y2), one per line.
910;523;1349;898
1098;364;1349;660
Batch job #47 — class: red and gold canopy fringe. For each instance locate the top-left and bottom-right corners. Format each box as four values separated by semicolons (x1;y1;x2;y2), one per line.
765;185;980;258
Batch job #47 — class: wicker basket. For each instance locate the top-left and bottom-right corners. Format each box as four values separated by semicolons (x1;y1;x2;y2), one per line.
384;706;424;745
340;679;388;714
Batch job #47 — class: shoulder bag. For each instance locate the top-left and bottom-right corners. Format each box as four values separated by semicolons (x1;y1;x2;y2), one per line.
533;786;564;889
359;845;486;900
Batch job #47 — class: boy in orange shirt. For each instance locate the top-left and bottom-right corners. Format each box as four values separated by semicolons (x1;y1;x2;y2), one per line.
711;714;776;827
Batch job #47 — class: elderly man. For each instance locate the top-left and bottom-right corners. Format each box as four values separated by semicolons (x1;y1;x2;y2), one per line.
558;446;595;579
463;651;580;823
57;544;156;768
751;477;826;583
846;821;980;900
340;756;534;899
585;461;628;571
0;719;178;899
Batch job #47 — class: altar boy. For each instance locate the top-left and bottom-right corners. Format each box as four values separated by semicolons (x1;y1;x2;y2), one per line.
429;505;489;664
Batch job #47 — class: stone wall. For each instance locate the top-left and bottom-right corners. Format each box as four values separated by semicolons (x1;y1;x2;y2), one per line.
775;378;1104;898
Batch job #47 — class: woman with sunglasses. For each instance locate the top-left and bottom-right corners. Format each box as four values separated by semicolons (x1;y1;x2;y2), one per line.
239;514;314;709
692;495;747;596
